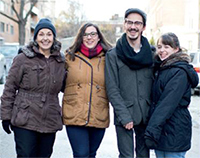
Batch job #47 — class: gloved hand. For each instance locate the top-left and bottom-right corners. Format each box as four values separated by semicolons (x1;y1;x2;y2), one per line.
2;120;12;134
145;137;158;149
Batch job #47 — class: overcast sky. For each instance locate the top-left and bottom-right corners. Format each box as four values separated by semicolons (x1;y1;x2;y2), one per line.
55;0;148;21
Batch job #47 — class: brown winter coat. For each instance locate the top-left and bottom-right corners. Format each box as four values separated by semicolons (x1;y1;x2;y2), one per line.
62;51;109;128
0;43;65;133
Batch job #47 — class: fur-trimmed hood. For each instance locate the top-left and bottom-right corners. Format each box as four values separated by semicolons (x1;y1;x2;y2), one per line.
160;52;190;67
155;52;199;88
19;40;65;62
20;46;36;58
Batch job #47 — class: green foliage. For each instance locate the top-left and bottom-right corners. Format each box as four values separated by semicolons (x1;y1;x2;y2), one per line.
99;24;117;44
149;36;155;46
55;0;84;38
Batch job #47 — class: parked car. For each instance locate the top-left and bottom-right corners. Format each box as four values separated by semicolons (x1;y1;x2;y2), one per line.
0;45;21;76
0;52;6;84
188;51;200;95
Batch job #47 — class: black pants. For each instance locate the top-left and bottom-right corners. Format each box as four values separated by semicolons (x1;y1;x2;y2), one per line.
115;123;149;158
12;126;56;158
66;126;105;158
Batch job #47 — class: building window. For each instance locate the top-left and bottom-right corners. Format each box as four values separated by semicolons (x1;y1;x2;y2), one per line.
0;22;5;32
189;18;193;29
11;7;14;15
0;0;5;12
5;2;9;13
10;25;14;35
188;41;193;50
6;24;9;32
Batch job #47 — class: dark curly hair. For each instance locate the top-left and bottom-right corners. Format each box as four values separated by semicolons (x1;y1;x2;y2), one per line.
28;37;61;53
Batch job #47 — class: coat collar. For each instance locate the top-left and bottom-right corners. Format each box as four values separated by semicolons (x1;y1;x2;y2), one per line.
159;52;190;67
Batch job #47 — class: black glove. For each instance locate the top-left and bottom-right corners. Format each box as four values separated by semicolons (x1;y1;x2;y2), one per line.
2;120;12;134
145;137;158;149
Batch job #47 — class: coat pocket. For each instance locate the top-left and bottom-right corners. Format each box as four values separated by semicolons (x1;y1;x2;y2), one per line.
30;65;45;86
95;86;109;122
11;99;30;126
144;68;153;78
64;84;78;106
125;100;142;125
62;84;79;119
46;104;62;129
125;100;134;108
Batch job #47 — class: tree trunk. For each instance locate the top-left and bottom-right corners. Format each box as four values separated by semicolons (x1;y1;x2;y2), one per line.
19;21;26;45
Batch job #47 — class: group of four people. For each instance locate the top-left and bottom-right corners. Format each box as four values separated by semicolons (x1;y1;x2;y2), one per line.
1;8;199;158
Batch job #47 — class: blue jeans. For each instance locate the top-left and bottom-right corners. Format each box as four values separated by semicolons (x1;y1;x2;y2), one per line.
66;126;105;158
155;150;186;158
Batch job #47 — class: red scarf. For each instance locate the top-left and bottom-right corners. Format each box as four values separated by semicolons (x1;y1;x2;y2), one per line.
80;43;103;59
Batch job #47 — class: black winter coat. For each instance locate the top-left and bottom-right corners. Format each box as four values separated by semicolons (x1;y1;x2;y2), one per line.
145;52;199;152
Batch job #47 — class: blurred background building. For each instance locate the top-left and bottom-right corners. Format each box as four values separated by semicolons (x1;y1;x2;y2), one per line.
0;0;55;45
0;0;200;51
145;0;200;51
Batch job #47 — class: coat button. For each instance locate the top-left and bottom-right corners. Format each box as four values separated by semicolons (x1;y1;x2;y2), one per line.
96;85;100;89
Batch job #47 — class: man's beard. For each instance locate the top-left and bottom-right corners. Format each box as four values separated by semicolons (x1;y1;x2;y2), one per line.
127;28;140;41
128;35;138;41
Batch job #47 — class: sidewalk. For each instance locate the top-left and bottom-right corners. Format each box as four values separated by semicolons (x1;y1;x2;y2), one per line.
0;92;199;158
51;96;200;158
51;107;156;158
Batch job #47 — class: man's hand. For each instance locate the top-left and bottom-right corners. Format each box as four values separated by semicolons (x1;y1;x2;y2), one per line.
124;122;133;130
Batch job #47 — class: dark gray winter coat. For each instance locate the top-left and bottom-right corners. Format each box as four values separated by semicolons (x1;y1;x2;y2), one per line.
105;48;154;126
1;42;65;133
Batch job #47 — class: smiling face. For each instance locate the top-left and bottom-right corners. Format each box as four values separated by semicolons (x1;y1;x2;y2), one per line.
36;28;54;53
82;26;100;49
157;38;179;61
124;13;146;42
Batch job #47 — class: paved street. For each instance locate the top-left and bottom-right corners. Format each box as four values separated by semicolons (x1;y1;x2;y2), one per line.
0;84;199;158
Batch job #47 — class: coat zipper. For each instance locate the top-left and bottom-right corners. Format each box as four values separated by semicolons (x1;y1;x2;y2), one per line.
75;54;93;125
41;58;50;129
37;64;40;86
97;57;101;71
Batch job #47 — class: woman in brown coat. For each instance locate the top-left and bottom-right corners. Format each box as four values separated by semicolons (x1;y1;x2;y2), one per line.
0;18;65;157
62;23;112;158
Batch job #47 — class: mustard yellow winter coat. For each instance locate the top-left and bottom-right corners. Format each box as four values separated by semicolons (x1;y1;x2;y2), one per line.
62;51;109;128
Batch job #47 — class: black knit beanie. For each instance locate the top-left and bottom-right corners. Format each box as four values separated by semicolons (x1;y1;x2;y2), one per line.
124;8;147;26
33;18;56;40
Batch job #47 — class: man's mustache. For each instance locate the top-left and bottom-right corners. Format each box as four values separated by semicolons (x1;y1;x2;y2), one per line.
128;28;139;32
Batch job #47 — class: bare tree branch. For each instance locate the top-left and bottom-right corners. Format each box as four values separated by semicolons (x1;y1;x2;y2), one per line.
1;0;54;45
24;0;38;21
0;11;18;23
11;0;21;21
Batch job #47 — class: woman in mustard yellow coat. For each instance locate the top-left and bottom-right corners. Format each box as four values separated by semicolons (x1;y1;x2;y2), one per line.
62;23;112;158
